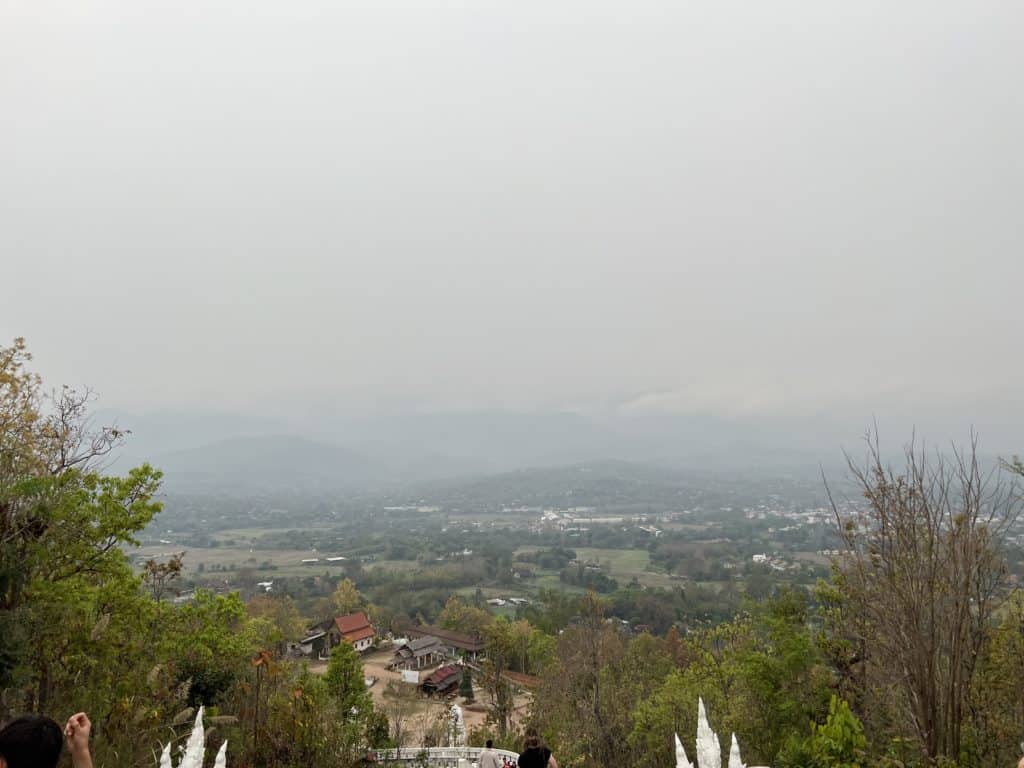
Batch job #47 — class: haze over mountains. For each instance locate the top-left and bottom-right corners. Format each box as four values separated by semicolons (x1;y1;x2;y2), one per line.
7;0;1024;499
99;405;1015;495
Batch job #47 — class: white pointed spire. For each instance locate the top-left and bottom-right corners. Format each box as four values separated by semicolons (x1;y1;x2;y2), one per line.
178;706;205;768
158;706;227;768
727;733;745;768
675;732;695;768
695;698;721;768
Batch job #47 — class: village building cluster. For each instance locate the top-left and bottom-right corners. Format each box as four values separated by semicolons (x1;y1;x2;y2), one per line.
291;611;487;698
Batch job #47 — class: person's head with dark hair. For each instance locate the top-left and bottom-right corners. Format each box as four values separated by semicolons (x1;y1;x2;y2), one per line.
485;739;493;749
518;725;555;768
0;716;63;768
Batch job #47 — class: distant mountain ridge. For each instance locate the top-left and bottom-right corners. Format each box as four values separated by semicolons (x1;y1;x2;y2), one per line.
380;458;833;511
94;406;1001;495
149;435;382;493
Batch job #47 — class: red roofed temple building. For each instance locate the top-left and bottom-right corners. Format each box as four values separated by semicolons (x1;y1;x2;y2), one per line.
326;611;376;653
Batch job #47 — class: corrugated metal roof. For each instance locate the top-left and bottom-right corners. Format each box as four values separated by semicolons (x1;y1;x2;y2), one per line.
400;635;443;655
407;624;485;652
423;665;461;687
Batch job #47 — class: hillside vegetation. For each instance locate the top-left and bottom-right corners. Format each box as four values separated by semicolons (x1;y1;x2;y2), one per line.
3;338;1024;768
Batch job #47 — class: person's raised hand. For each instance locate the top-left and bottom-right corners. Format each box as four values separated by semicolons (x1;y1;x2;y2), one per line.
63;713;92;767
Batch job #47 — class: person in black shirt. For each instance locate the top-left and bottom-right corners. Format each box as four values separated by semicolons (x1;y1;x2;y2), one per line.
517;728;557;768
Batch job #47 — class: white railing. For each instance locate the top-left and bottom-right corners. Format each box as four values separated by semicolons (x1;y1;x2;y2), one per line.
372;746;520;767
371;699;769;768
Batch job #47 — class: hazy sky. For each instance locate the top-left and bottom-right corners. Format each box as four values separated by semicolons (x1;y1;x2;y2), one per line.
3;1;1023;427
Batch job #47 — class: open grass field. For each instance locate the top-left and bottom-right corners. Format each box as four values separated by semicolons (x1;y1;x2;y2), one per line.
137;537;681;592
515;545;679;590
208;526;338;544
792;550;832;566
571;547;650;572
133;543;450;580
659;521;714;532
531;572;585;594
572;547;679;589
365;560;423;575
132;543;348;578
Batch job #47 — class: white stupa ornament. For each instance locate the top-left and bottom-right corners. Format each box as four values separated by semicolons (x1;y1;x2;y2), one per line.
727;733;746;768
675;732;695;768
695;698;722;768
178;708;205;768
157;706;228;768
450;703;467;747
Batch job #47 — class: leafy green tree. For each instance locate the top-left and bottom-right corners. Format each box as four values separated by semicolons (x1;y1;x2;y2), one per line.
231;660;369;768
331;578;366;616
731;589;832;760
533;592;634;767
0;338;164;701
520;588;581;635
168;590;261;705
777;696;866;768
526;626;558;675
324;641;371;718
481;618;517;738
1;340;161;607
364;706;394;749
968;589;1024;766
0;340;268;765
459;666;475;702
248;594;308;654
438;594;493;636
628;591;831;768
630;645;731;768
